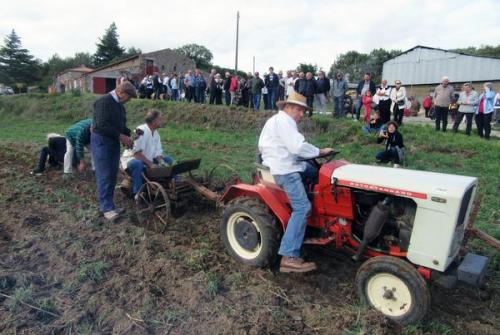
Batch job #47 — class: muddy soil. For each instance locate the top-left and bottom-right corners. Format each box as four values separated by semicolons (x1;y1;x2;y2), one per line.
0;144;498;335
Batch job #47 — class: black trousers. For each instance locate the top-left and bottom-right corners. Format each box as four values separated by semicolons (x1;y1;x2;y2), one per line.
453;112;474;135
376;148;400;164
379;99;391;124
393;105;404;125
306;95;314;116
224;91;231;105
475;113;492;139
186;86;195;102
424;107;430;117
210;90;222;105
435;106;449;131
37;147;62;171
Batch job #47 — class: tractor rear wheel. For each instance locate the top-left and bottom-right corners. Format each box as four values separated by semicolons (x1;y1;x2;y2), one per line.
221;197;281;267
355;256;430;325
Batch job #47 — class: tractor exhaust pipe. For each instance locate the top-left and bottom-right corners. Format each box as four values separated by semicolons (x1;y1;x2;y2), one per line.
352;197;391;262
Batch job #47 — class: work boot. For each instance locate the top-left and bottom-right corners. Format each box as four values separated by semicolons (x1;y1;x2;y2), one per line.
31;168;44;176
103;210;121;221
279;256;317;273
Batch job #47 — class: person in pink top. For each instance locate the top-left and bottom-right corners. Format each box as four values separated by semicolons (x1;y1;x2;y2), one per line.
362;90;374;123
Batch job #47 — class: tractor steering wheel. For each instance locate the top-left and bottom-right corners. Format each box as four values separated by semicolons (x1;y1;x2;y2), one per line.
297;151;340;168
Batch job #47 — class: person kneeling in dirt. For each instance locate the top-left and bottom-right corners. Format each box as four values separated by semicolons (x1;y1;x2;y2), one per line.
120;111;174;198
31;133;66;175
258;92;334;273
64;118;94;174
376;121;405;168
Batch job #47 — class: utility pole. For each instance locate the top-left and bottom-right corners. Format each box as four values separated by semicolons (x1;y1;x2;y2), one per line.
235;11;240;73
252;56;255;74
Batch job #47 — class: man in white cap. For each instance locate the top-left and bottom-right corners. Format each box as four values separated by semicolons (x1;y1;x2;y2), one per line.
258;92;334;273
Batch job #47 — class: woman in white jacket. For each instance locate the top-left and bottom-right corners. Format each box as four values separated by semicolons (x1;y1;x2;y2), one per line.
390;80;407;125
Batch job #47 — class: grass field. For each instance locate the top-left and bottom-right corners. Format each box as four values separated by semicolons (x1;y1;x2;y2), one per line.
0;94;499;334
1;94;498;237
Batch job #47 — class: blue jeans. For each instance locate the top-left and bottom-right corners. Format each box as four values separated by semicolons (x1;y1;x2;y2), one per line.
274;163;318;257
253;93;261;111
333;96;344;117
127;156;174;194
267;87;278;110
355;98;363;120
171;89;179;101
91;132;121;212
362;125;382;134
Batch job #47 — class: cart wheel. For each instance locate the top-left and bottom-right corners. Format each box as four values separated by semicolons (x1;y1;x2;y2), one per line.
355;256;430;325
207;164;239;193
135;181;170;233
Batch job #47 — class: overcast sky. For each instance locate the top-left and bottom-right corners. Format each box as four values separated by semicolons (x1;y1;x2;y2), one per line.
2;0;500;73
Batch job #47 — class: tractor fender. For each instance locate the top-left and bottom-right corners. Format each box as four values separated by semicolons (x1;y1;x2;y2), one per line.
220;184;291;229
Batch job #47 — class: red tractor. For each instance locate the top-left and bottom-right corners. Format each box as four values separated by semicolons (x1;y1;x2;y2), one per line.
219;152;492;324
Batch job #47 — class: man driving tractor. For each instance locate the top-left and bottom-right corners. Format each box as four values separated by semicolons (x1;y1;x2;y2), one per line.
258;92;334;273
121;111;174;197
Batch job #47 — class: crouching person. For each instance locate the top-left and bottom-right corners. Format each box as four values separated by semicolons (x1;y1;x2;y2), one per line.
64;118;93;174
32;133;66;175
120;111;173;197
362;110;384;134
376;121;405;168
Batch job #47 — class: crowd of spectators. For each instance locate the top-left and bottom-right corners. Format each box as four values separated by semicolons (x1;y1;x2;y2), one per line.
126;68;499;142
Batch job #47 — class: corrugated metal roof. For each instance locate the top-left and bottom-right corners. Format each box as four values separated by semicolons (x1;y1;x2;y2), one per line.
382;46;500;85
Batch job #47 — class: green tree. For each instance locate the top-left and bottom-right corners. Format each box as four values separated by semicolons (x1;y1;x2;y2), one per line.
328;51;370;83
296;63;318;74
366;48;401;83
175;43;213;68
123;46;141;57
93;22;125;67
0;29;41;87
451;44;500;58
72;52;93;66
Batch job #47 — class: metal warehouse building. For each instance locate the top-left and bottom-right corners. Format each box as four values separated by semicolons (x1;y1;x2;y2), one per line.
382;46;500;98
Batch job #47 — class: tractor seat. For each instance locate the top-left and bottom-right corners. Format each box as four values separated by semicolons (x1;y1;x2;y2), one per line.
255;163;276;184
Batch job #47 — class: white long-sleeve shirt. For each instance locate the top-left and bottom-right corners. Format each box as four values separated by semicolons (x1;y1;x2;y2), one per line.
121;123;163;169
258;111;320;175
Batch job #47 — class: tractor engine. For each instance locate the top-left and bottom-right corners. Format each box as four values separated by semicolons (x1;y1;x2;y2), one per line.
352;190;416;252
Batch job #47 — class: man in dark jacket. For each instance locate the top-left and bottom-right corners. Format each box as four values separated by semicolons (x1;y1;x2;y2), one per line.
355;72;376;121
223;72;232;106
91;82;136;221
194;69;206;103
264;67;280;110
315;71;330;114
295;72;316;116
251;72;265;111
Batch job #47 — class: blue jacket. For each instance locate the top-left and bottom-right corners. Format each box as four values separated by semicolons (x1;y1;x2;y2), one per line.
475;90;495;114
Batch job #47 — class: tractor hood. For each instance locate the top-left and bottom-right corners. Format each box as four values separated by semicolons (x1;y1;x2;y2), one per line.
332;164;477;200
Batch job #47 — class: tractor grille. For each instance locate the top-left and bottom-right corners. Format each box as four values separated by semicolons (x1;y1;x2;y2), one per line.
449;185;476;257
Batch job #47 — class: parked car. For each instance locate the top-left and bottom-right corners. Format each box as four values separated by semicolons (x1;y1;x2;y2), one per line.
0;86;15;95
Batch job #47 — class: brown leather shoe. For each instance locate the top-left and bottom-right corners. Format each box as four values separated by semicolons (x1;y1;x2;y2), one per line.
279;256;317;273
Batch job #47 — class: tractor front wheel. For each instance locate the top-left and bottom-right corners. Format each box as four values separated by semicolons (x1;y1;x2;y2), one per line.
221;197;281;267
355;256;430;325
